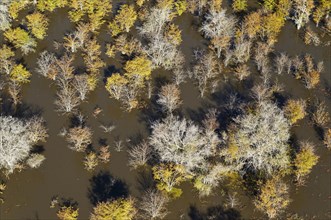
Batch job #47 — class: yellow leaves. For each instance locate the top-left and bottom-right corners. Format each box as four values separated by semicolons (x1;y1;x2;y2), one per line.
165;24;182;45
83;152;98;171
0;45;15;61
56;206;79;220
37;0;68;12
10;64;31;84
284;99;306;124
152;163;190;198
174;0;187;16
254;177;290;219
232;0;247;12
4;27;36;54
90;198;136;220
68;0;112;31
26;12;49;40
108;5;137;37
294;142;319;181
106;73;128;89
9;0;29;19
124;56;152;82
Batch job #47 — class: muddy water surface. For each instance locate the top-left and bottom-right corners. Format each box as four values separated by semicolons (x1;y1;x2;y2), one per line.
0;5;330;220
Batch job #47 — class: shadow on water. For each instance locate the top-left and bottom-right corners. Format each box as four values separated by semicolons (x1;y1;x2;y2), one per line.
135;167;155;193
188;205;241;220
88;170;128;205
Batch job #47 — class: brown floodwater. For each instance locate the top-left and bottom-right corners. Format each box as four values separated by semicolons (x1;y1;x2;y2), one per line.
0;3;330;220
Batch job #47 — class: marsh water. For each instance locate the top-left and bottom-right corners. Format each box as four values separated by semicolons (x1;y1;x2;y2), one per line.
0;2;331;220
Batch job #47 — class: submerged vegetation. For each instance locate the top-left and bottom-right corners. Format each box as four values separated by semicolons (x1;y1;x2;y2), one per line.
0;0;330;219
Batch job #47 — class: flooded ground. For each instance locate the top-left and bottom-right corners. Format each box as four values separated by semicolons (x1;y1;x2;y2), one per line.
0;3;330;220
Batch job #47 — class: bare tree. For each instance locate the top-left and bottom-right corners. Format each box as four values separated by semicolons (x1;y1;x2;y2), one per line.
275;52;289;75
150;115;218;172
138;189;169;219
0;0;12;31
128;141;152;169
200;10;237;58
200;10;237;40
28;116;49;143
54;55;81;113
234;64;250;81
36;51;56;79
291;0;314;30
66;126;92;152
312;101;330;127
157;84;182;114
73;74;89;101
8;81;22;106
225;101;291;175
191;51;220;97
26;153;46;168
0;116;47;173
172;68;186;85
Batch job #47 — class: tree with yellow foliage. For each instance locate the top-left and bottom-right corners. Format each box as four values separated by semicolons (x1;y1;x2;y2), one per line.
0;45;15;76
56;206;78;220
37;0;67;12
26;12;49;40
68;0;112;31
8;0;29;20
313;0;331;27
254;177;290;219
90;198;136;220
152;163;191;198
124;56;152;82
165;24;182;45
108;4;137;37
294;141;319;183
4;27;37;54
284;99;306;124
232;0;247;12
10;64;31;84
105;73;128;100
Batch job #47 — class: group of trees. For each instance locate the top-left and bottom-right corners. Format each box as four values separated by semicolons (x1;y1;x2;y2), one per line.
0;116;48;174
0;0;329;219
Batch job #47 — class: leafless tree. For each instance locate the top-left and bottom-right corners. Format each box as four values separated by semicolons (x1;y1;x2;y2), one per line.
291;0;314;30
157;84;182;114
28;116;49;143
200;10;236;58
36;51;57;79
114;140;124;152
254;42;272;75
172;68;186;85
275;52;289;75
312;101;330;127
200;10;237;40
226;101;291;175
54;55;81;113
128;141;152;169
0;116;47;173
234;64;250;81
225;193;240;209
26;153;46;168
150;115;218;172
98;145;111;163
191;51;220;97
138;189;169;219
99;123;116;133
8;81;21;106
0;0;12;31
144;37;184;70
73;74;89;101
139;7;184;70
66;126;92;152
